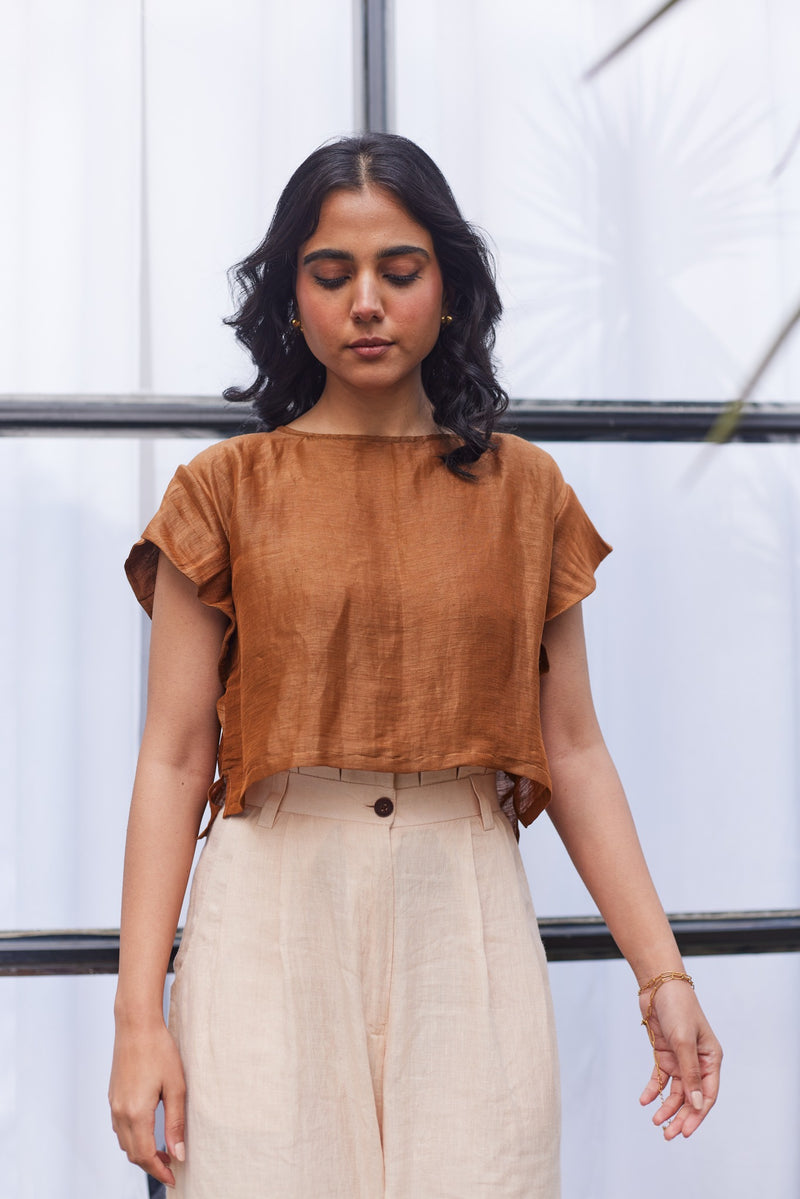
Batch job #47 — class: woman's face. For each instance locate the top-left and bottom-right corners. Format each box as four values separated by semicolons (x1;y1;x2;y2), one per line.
294;185;446;405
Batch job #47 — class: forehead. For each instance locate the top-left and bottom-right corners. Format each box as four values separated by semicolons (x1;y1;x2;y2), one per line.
301;186;435;256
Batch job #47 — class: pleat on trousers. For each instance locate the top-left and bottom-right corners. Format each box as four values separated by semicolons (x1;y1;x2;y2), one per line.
168;766;561;1198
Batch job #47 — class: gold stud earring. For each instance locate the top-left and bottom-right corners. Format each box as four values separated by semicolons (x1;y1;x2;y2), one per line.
441;313;453;327
290;316;303;332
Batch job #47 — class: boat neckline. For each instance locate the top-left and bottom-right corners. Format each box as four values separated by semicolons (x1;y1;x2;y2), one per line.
275;425;452;443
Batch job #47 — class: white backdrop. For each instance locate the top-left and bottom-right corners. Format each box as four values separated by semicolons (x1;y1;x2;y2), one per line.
395;0;800;404
2;2;799;1197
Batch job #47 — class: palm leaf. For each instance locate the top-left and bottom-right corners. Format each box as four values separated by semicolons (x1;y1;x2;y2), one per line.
583;0;690;81
772;119;800;178
580;0;800;441
707;297;800;442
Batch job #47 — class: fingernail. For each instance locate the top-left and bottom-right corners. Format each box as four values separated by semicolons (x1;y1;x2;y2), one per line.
690;1090;703;1111
175;1142;186;1162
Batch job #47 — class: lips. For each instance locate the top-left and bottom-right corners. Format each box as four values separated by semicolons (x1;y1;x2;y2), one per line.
348;338;393;359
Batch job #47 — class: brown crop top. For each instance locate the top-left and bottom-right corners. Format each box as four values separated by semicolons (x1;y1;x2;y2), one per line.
125;427;611;830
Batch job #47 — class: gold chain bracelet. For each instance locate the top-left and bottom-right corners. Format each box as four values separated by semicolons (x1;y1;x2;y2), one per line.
638;971;694;1101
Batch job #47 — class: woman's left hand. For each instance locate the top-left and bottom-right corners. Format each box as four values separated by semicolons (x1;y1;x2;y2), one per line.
638;978;722;1139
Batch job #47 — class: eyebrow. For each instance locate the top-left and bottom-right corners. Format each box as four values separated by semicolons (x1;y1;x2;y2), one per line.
302;244;430;266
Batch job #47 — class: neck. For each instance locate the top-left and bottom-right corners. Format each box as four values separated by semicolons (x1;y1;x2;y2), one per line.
286;385;440;438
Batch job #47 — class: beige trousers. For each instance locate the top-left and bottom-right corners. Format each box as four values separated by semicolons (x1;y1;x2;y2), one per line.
169;767;560;1198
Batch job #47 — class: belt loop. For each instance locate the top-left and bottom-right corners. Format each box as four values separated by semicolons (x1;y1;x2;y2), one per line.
469;775;494;831
257;771;290;828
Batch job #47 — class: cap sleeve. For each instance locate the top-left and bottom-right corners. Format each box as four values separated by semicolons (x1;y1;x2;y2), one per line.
125;458;232;620
545;481;612;621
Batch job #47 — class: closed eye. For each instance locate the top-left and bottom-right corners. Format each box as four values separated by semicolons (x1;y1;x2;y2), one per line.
313;276;349;290
312;270;421;290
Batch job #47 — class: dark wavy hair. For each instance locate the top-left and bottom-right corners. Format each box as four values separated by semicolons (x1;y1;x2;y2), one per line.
223;133;508;479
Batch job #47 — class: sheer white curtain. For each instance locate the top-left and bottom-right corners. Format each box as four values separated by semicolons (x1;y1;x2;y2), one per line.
395;0;800;403
526;441;800;1197
394;2;800;1195
0;2;355;1195
0;0;357;397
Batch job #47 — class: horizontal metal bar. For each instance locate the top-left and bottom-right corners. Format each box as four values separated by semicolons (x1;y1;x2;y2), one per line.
2;912;798;975
2;397;800;441
507;401;800;442
0;396;260;437
539;910;800;962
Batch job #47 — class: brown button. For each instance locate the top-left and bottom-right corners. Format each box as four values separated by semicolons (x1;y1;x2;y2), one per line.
373;797;394;817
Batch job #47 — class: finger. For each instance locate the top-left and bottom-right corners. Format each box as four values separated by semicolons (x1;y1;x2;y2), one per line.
114;1110;176;1187
672;1036;705;1114
653;1096;684;1125
659;1070;719;1140
697;1036;723;1107
639;1061;668;1107
662;1110;688;1141
662;1096;707;1141
678;1043;722;1125
652;1079;686;1127
674;1081;718;1138
116;1129;177;1187
144;1150;177;1188
163;1080;187;1166
131;1137;176;1188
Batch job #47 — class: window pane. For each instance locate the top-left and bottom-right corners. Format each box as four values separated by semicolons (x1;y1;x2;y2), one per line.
1;974;151;1197
394;0;800;400
521;440;800;916
3;436;798;928
0;0;356;395
549;953;800;1196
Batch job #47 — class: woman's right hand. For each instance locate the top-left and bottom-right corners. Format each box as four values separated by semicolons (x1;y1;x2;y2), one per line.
109;1020;186;1189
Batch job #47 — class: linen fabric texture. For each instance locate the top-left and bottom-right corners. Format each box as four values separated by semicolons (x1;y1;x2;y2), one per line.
168;767;561;1198
125;428;611;829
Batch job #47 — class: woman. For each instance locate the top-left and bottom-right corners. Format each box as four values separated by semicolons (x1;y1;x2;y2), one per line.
109;133;721;1197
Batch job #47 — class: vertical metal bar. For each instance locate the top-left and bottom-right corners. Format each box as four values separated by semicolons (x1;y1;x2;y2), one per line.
138;0;152;392
137;438;154;741
137;0;153;742
358;0;391;132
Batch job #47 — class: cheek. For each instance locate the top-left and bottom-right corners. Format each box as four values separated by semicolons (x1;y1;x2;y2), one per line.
398;285;444;340
301;322;336;368
295;278;326;324
419;302;446;355
296;291;335;346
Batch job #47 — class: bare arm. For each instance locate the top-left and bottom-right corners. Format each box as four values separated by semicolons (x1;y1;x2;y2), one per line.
109;552;228;1185
540;602;721;1138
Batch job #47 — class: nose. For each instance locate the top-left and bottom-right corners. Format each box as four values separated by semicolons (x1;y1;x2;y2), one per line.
350;273;384;323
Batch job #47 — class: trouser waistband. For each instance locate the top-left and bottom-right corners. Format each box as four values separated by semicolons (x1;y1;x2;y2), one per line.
244;766;498;831
291;765;491;787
